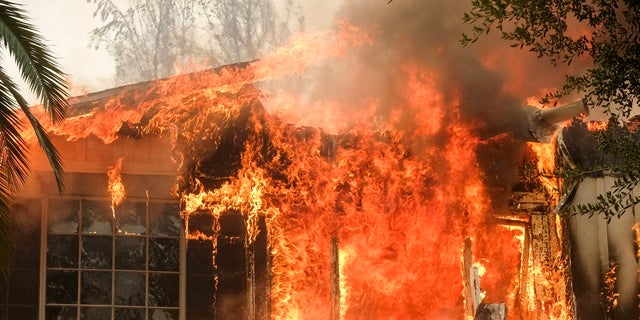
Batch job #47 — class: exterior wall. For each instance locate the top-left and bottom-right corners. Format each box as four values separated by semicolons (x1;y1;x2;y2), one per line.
29;134;178;175
3;133;184;320
568;176;640;319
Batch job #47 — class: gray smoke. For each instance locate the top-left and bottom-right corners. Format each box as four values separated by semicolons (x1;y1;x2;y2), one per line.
295;0;578;196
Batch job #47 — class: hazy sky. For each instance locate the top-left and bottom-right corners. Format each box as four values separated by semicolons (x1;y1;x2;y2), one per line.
16;0;341;101
20;0;116;96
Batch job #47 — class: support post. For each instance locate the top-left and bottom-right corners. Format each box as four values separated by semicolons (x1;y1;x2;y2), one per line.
246;241;256;320
331;236;341;320
463;238;476;318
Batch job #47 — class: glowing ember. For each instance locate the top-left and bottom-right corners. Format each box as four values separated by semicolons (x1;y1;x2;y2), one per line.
586;121;608;132
633;224;640;259
603;262;619;313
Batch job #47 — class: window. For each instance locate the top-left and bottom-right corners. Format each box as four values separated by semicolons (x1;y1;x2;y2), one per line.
45;198;181;320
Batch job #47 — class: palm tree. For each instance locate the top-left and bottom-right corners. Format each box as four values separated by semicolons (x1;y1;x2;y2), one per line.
0;1;68;271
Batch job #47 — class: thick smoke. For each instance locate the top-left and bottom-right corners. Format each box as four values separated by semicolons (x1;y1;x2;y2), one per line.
332;0;572;134
290;0;578;200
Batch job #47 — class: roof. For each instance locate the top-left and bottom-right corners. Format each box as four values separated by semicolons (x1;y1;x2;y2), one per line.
31;61;262;144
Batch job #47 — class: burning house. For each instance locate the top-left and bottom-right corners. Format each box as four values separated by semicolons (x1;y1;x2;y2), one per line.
0;59;606;320
0;57;526;319
4;63;270;319
1;7;638;320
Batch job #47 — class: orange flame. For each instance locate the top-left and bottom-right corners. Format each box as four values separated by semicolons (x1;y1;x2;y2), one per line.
339;245;356;318
587;121;608;132
633;224;640;259
527;140;559;194
603;262;619;312
107;157;125;208
169;61;524;318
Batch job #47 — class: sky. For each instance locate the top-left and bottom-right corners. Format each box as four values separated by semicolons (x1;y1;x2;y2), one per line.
16;0;341;101
19;0;116;97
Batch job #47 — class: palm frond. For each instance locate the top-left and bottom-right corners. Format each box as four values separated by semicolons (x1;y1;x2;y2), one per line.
0;66;30;194
0;64;64;194
0;65;26;273
0;194;14;276
0;1;68;272
0;0;68;123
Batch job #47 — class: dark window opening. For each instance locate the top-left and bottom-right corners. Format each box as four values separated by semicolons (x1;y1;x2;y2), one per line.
0;199;42;320
186;211;269;320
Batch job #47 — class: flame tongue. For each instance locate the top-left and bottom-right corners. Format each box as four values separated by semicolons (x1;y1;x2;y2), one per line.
108;157;126;208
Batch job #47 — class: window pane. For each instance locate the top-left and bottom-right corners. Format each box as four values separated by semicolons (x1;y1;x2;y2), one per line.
47;235;79;268
115;272;144;306
116;202;146;235
8;269;39;304
115;237;145;270
81;200;112;234
115;307;144;320
46;270;77;304
46;306;77;320
80;271;111;305
81;236;112;269
150;203;180;237
148;273;179;307
149;238;179;272
149;308;179;320
48;199;79;234
79;307;111;320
